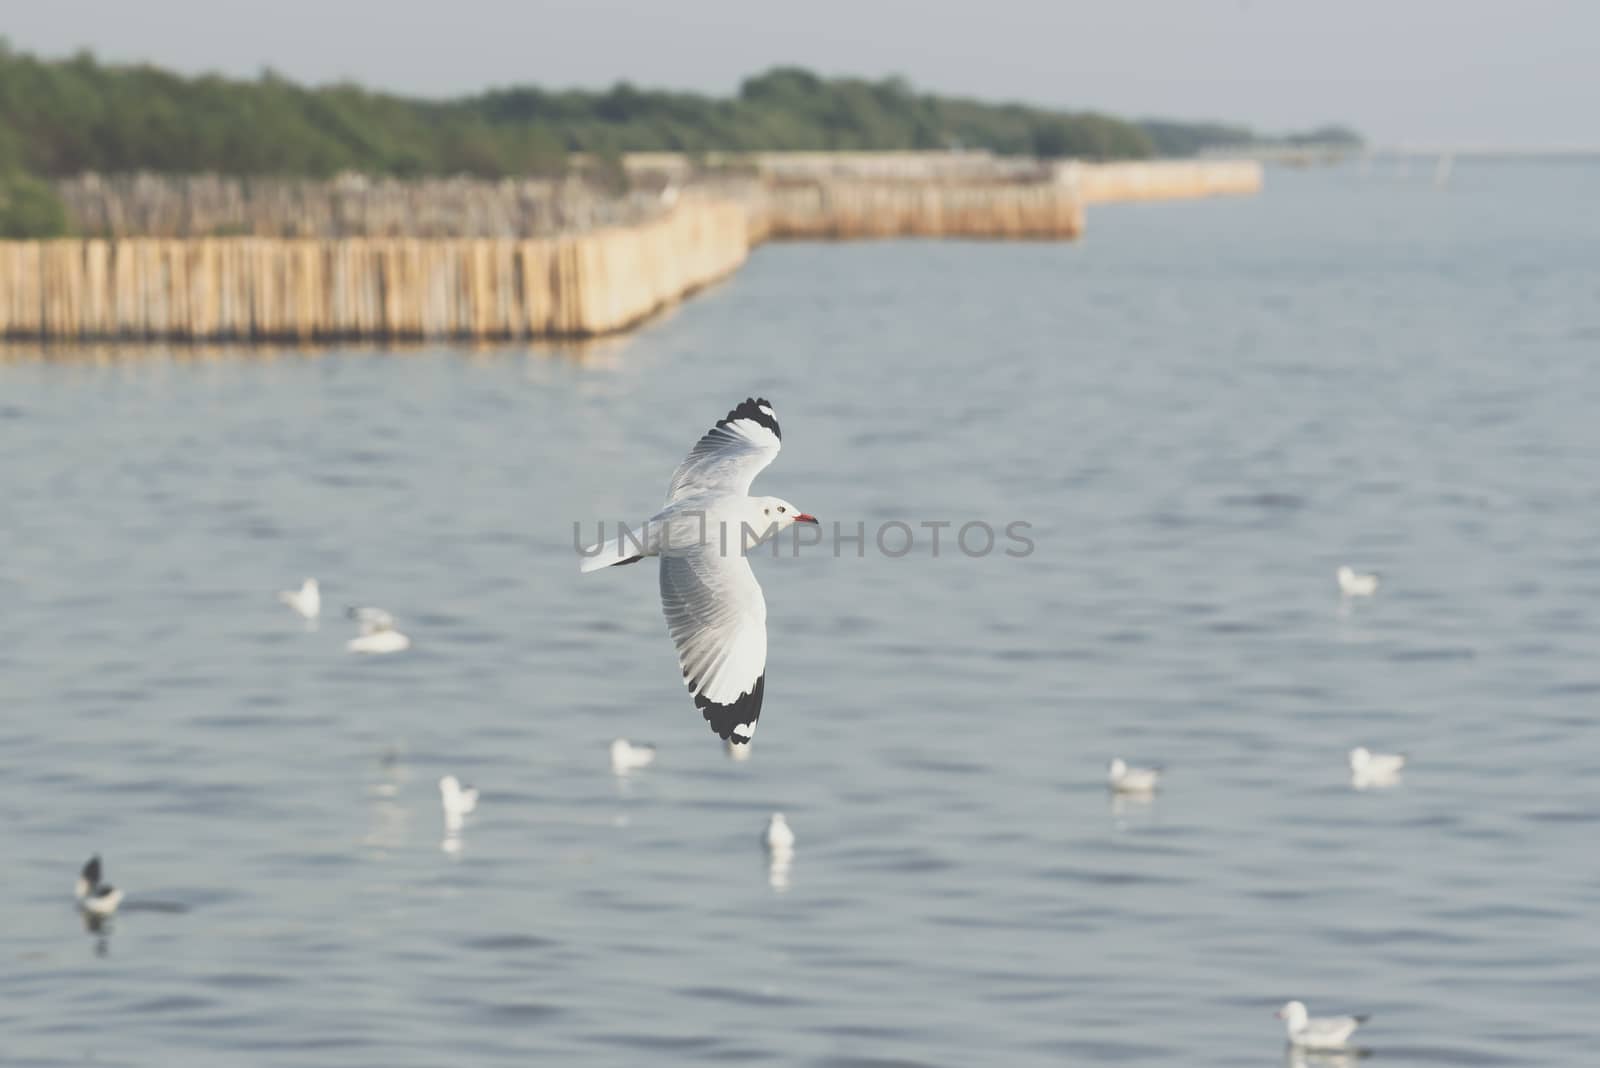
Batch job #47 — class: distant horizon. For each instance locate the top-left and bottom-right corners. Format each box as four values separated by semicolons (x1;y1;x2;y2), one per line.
5;0;1596;149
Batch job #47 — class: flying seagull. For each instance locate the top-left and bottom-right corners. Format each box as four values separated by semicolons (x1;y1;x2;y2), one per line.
581;398;817;745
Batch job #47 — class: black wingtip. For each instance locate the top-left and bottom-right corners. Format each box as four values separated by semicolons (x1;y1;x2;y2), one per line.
1353;1015;1371;1024
717;398;781;441
82;855;102;883
694;674;765;743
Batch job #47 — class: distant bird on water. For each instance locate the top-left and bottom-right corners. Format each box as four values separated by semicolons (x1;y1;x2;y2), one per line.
1349;746;1406;789
346;606;410;654
1336;566;1380;598
278;578;321;619
610;738;657;774
1276;1000;1369;1050
1107;757;1162;795
764;812;795;853
439;774;479;830
580;398;818;746
75;855;124;918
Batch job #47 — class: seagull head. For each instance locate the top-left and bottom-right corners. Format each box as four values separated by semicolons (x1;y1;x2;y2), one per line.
1349;747;1372;770
1276;1001;1308;1028
1108;757;1128;779
1337;566;1355;582
755;497;818;531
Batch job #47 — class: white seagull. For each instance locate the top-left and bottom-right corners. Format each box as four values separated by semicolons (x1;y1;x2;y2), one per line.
1349;746;1406;788
1276;1000;1369;1050
1108;757;1162;795
610;738;657;774
765;812;795;853
346;606;410;654
765;812;795;891
581;398;817;745
278;578;321;619
439;775;479;827
1336;566;1380;597
75;855;124;918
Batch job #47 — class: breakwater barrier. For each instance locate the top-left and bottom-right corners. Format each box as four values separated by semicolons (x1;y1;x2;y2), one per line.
4;159;1258;341
753;182;1083;240
0;200;749;341
1058;160;1263;202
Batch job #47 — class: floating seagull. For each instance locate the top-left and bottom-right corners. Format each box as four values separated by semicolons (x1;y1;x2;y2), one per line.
765;812;795;853
610;738;657;774
278;577;321;619
346;606;410;654
581;398;817;745
1108;757;1162;795
1276;1000;1369;1050
439;775;479;827
1336;566;1380;597
1349;746;1406;789
75;855;124;918
725;737;753;762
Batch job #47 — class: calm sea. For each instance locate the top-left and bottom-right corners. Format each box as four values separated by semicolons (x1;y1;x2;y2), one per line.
2;161;1598;1066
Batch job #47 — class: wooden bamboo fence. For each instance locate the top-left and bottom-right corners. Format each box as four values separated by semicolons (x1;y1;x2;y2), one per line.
754;182;1084;240
1058;160;1264;202
4;160;1260;342
0;200;749;341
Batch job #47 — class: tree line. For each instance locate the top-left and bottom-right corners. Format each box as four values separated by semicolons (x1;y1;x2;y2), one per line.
0;43;1358;236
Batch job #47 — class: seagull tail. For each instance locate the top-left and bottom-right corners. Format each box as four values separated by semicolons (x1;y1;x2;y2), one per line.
578;530;648;573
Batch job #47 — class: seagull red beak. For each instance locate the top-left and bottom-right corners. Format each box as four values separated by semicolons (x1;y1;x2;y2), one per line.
794;513;818;525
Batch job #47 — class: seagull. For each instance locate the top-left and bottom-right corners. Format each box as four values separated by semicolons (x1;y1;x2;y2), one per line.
1276;1000;1369;1050
1336;566;1379;597
346;606;410;654
764;812;795;890
1349;746;1406;788
581;398;817;745
1108;757;1162;794
75;855;124;918
765;812;795;853
278;578;321;619
439;775;479;826
610;738;657;774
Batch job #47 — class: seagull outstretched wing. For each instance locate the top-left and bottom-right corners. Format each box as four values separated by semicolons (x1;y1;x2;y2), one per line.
665;397;782;503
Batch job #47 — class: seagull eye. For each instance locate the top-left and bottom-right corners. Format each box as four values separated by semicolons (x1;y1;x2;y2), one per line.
778;506;786;513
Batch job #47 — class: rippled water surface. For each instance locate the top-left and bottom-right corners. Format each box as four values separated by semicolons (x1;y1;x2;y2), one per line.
3;163;1599;1066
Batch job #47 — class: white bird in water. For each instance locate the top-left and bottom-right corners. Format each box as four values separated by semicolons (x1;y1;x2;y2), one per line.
581;398;818;747
278;578;321;619
1107;757;1162;795
346;606;410;654
610;738;657;774
75;855;124;918
439;775;479;829
765;812;795;891
1276;1000;1369;1050
1336;566;1380;598
765;812;795;853
1349;746;1406;789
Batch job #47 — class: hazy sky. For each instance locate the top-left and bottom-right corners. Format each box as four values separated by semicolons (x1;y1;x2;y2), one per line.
8;0;1595;147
